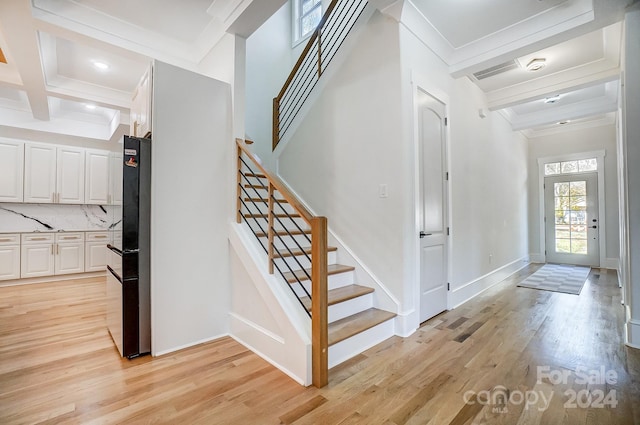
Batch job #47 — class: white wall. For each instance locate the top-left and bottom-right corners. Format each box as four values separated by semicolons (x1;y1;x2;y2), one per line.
399;18;529;312
526;124;619;266
245;2;296;167
277;9;529;332
621;6;640;348
278;11;405;308
150;61;233;355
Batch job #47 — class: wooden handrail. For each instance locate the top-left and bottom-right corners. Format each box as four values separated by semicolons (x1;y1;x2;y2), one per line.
275;0;340;102
236;138;315;225
273;0;342;151
236;137;329;388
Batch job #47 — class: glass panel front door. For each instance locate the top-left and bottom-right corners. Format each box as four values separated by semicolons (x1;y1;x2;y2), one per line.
544;173;599;267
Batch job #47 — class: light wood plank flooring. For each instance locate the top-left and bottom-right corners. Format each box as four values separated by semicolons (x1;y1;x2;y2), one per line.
0;265;638;424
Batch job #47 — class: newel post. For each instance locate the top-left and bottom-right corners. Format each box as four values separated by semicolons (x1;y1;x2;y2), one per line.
311;216;328;388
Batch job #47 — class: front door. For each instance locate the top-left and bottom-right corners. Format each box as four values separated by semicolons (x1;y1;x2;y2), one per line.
544;173;599;267
418;89;448;323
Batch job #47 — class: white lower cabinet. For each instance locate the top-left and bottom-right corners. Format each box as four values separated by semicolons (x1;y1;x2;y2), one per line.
85;232;108;272
0;234;21;281
21;233;55;278
21;233;87;278
54;233;85;275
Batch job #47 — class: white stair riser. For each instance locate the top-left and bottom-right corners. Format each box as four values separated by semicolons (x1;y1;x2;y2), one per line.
289;270;355;297
328;318;395;369
328;293;373;323
272;250;338;271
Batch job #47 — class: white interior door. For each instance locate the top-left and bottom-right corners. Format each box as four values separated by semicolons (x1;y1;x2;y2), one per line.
418;90;448;323
544;173;599;267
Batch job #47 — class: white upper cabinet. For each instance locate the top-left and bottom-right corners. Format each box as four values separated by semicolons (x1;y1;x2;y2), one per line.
85;149;110;205
24;143;57;203
56;146;85;204
131;63;153;138
0;139;24;202
109;151;123;205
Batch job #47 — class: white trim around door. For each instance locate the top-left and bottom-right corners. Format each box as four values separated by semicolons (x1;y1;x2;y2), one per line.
537;150;607;268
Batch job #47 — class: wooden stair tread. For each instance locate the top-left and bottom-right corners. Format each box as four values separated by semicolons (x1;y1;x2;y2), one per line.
328;308;396;346
300;284;374;311
255;229;311;238
275;246;337;258
282;264;354;284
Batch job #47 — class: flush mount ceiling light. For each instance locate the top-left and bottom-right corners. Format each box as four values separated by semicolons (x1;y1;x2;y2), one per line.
544;95;561;104
557;120;571;125
85;104;97;110
92;61;109;71
526;58;546;72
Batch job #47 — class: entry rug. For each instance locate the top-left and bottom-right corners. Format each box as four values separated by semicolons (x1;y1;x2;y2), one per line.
517;263;590;295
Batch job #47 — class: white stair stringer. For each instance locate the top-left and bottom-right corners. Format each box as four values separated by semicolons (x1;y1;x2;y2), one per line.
229;222;312;386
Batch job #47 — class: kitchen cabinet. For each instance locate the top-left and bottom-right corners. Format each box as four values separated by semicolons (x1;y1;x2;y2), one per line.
20;233;87;278
24;144;86;204
57;147;85;204
54;233;85;275
85;232;108;272
109;151;123;205
24;143;56;203
130;63;153;138
0;234;20;281
0;139;24;202
21;233;55;278
85;149;110;205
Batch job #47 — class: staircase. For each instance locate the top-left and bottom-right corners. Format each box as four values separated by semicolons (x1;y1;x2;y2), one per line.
236;139;396;387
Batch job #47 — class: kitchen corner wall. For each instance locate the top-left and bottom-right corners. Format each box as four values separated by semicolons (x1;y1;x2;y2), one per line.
150;61;233;356
0;203;115;233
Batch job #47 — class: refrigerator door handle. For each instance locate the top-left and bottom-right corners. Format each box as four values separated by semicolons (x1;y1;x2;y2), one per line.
107;244;123;255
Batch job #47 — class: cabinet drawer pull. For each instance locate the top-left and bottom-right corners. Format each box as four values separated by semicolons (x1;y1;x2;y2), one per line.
61;236;79;240
30;237;48;241
0;238;12;242
94;235;107;239
51;244;54;255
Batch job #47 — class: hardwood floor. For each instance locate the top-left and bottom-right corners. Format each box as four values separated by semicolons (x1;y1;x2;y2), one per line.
0;265;638;424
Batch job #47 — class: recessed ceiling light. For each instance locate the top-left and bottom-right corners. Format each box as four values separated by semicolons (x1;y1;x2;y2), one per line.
526;58;546;72
557;120;571;125
92;61;109;71
544;95;561;104
85;104;97;110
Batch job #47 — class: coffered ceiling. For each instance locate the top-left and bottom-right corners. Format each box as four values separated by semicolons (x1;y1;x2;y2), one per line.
0;0;634;143
398;0;632;134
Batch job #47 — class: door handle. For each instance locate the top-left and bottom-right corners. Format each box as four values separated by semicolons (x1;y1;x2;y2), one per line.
419;231;432;238
591;225;597;229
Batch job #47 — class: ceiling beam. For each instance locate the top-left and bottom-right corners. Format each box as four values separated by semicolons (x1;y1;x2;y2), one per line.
0;0;50;120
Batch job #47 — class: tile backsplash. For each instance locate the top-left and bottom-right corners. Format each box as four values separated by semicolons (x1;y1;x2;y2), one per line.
0;203;118;233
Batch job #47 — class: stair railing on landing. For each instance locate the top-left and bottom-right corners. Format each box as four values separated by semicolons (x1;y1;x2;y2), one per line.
236;138;329;388
272;0;369;150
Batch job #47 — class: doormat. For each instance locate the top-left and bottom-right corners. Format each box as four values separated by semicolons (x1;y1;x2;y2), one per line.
517;263;590;295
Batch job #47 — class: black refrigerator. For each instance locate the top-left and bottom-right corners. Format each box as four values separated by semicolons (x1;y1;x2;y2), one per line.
106;136;151;358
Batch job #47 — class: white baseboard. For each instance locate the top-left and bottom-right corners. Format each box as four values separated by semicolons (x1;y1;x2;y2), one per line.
0;271;106;287
449;256;530;309
626;319;640;350
394;309;418;337
153;333;229;357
